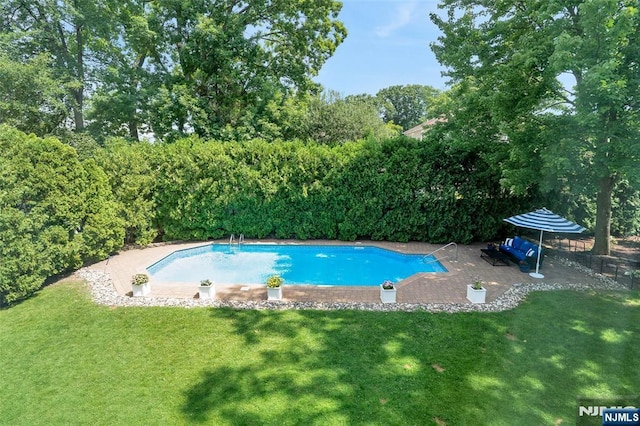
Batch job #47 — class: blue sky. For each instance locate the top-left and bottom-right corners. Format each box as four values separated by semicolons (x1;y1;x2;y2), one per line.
314;0;448;96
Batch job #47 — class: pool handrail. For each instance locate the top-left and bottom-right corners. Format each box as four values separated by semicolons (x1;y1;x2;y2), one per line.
424;242;457;263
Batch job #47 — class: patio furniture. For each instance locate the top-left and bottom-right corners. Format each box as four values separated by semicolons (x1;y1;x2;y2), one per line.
503;208;585;279
480;248;511;266
499;236;542;267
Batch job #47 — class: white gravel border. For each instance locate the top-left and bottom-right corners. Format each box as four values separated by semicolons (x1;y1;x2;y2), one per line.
75;257;629;312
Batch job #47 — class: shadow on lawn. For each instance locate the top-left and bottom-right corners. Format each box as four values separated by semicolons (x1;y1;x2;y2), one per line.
181;291;640;424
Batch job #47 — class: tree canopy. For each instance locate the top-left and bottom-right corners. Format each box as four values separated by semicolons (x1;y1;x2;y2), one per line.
430;0;640;254
1;0;346;141
376;84;440;130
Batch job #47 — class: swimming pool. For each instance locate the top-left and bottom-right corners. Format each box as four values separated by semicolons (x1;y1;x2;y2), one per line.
147;244;446;286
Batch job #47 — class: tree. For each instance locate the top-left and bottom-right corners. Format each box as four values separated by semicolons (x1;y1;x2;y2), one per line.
305;91;401;144
0;126;123;305
431;0;640;254
140;0;346;141
1;0;123;132
0;52;67;135
376;84;440;130
1;1;346;141
85;0;160;141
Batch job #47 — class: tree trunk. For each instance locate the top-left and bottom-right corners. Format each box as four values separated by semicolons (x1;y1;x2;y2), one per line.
73;23;85;131
592;175;615;255
128;120;140;141
128;55;146;141
72;87;84;132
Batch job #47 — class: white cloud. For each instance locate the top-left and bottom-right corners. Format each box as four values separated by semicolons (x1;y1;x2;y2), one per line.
375;1;418;37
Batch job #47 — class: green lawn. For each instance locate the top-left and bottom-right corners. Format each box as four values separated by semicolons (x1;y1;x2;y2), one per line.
1;281;638;425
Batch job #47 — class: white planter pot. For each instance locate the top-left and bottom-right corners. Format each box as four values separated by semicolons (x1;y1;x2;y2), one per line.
467;285;486;304
199;285;215;300
132;283;150;297
380;285;397;304
267;287;282;301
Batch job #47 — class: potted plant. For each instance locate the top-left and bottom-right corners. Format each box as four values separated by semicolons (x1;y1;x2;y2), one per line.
380;280;397;304
266;275;283;301
131;273;150;297
199;279;215;300
466;277;486;304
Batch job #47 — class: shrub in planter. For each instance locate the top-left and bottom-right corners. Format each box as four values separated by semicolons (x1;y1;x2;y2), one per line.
266;275;283;300
266;275;283;288
380;280;397;303
131;273;150;296
467;277;486;304
471;277;484;290
199;279;215;300
132;274;149;286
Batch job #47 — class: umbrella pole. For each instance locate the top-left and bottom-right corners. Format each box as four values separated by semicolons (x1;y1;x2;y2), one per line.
530;230;545;279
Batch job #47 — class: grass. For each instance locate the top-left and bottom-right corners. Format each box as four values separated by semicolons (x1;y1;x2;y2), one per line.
1;281;639;425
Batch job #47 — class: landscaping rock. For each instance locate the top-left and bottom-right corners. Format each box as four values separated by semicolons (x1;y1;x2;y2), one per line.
75;256;629;313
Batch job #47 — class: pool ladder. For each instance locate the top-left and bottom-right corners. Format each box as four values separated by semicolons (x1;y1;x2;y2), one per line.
229;233;245;245
423;242;457;263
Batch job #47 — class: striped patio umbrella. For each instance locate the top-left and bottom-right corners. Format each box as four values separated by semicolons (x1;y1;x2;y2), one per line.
504;208;586;279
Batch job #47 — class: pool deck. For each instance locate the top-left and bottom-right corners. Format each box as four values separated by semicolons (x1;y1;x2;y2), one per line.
86;239;604;305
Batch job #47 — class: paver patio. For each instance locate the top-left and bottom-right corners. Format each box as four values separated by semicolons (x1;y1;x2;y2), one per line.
90;239;604;305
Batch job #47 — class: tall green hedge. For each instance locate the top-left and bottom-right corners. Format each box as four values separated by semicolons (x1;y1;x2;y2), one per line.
3;125;637;306
0;126;123;305
145;136;522;243
94;139;158;245
0;127;535;305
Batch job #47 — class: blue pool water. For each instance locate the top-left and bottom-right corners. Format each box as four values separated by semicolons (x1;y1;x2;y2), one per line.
147;244;446;286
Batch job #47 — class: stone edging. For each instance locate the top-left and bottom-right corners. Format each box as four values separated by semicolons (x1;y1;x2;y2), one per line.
75;257;628;313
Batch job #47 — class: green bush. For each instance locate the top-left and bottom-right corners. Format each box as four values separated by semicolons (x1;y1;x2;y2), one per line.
131;274;149;286
94;139;158;245
147;135;522;243
266;275;283;288
0;126;123;305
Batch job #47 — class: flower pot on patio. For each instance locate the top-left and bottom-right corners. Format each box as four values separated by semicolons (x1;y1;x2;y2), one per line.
466;284;486;304
132;283;150;297
267;287;282;301
199;279;215;300
131;273;150;297
266;275;283;301
380;281;397;304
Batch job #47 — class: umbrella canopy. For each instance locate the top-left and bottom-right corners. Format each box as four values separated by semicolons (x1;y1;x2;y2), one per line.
503;207;586;278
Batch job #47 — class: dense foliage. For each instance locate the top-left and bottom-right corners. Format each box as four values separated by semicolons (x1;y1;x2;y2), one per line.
114;135;524;243
2;123;638;305
430;0;640;254
0;126;123;305
0;0;346;142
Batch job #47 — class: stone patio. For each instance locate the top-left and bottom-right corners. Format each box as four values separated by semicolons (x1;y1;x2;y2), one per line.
85;239;607;305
